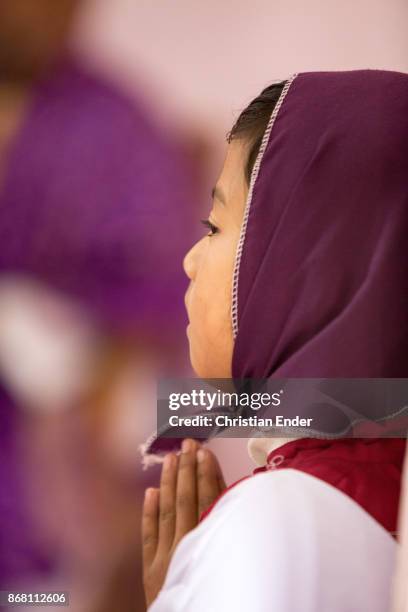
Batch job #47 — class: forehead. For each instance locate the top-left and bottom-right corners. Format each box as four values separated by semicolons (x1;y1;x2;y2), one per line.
215;139;249;215
221;139;250;182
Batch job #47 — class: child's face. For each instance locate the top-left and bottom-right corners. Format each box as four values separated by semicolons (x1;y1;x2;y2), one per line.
183;139;249;378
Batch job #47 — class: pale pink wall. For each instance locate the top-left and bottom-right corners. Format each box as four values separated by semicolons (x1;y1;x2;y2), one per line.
74;0;408;142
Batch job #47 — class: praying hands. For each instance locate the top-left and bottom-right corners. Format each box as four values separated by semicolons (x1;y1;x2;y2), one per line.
142;439;226;608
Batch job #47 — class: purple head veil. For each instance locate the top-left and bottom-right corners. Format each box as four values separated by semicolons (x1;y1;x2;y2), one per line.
233;70;408;380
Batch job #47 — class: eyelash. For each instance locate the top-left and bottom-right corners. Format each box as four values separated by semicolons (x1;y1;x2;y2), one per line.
201;219;219;237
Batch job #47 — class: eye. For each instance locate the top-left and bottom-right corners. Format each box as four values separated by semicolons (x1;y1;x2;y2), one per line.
200;219;219;237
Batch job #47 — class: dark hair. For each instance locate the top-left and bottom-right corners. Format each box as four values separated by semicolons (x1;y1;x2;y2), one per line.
227;81;286;184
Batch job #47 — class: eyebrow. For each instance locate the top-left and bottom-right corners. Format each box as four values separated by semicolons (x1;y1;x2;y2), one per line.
211;185;226;206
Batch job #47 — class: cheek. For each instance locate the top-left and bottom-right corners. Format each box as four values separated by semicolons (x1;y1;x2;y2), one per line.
187;238;235;377
191;287;231;345
188;293;233;378
189;240;232;331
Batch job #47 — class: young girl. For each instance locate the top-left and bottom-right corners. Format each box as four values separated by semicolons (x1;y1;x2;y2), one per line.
142;70;408;611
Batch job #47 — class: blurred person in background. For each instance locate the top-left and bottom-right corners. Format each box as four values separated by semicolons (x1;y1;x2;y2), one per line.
0;1;195;610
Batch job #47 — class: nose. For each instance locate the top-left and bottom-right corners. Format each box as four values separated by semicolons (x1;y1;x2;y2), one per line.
183;239;203;281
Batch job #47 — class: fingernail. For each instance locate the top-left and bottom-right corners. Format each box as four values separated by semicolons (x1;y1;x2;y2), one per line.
182;439;193;453
197;449;206;463
145;488;155;503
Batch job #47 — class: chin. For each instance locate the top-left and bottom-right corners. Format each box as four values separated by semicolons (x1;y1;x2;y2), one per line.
190;351;232;379
189;349;203;378
188;328;233;378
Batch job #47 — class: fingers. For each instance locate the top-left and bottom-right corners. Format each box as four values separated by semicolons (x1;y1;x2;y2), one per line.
196;448;226;517
142;487;159;567
174;438;200;540
215;458;227;492
143;439;226;576
157;452;178;554
202;446;227;491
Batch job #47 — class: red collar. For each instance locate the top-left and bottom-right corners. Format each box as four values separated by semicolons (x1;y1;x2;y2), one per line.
201;438;406;535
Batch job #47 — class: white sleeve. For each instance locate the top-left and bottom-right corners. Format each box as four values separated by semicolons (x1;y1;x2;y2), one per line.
149;469;396;612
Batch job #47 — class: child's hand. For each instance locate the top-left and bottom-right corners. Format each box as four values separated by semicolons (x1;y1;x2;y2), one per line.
142;439;226;608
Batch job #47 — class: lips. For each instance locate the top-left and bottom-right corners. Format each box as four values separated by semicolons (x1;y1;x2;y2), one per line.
184;285;192;314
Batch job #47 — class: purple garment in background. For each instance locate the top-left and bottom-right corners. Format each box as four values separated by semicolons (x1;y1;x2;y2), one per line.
233;70;408;379
0;56;195;586
0;390;55;587
0;56;194;335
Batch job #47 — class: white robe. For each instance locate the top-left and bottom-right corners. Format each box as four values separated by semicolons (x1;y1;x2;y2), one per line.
149;469;396;612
